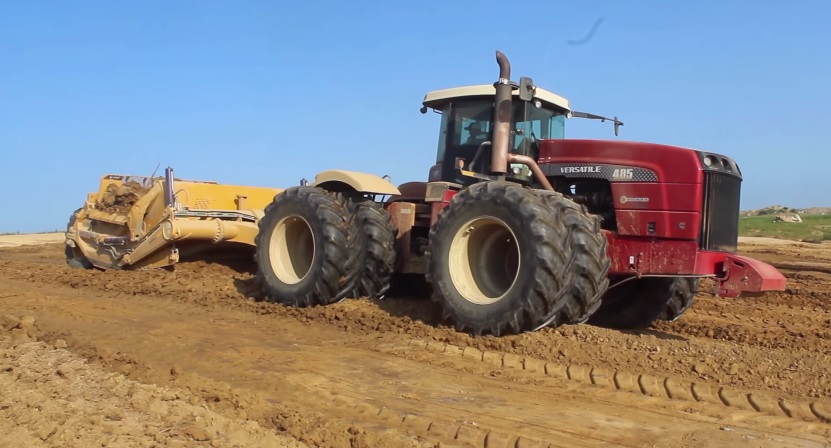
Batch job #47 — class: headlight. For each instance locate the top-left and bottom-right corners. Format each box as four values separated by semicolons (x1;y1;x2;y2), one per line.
162;221;174;240
697;151;742;179
721;158;732;172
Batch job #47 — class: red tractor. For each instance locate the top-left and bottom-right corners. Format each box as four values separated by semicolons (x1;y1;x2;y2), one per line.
253;51;786;336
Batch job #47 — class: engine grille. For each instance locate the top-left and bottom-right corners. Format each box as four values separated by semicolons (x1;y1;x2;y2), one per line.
699;172;741;252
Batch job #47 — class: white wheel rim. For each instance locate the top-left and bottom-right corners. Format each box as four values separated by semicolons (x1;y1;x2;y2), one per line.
268;215;315;284
448;216;520;305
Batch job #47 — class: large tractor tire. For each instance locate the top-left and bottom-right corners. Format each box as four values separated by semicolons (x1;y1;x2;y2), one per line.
426;181;610;336
588;276;700;329
254;186;363;307
535;189;611;324
658;277;700;321
65;208;92;269
349;197;396;299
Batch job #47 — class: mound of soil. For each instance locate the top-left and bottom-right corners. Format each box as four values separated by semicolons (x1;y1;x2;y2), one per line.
96;181;150;215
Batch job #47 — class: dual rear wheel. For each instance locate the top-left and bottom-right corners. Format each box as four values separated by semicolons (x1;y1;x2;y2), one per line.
254;186;395;306
426;181;611;336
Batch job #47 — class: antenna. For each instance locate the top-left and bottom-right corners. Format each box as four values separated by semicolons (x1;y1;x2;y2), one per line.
149;162;161;180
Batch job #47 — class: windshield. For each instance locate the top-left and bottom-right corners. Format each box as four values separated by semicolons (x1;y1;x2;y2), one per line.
513;101;566;155
517;103;565;141
434;97;567;163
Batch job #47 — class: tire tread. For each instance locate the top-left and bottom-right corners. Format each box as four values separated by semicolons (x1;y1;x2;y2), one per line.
254;186;362;306
427;181;610;336
351;198;396;299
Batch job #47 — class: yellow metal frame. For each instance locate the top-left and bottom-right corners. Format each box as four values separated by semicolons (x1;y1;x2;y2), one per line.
67;173;283;270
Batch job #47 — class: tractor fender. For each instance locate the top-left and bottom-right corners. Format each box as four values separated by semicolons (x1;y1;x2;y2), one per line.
386;181;429;203
311;170;400;195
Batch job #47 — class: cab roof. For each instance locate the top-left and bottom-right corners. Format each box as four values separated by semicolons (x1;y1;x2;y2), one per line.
422;84;571;112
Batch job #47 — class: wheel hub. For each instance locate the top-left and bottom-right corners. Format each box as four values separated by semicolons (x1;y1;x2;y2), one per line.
268;215;315;284
448;216;520;305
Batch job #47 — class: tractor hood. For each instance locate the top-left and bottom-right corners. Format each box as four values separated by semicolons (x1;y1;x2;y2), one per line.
537;139;742;184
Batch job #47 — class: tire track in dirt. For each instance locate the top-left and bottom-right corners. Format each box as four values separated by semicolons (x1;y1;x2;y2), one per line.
0;285;446;447
374;338;831;430
644;273;831;366
0;280;608;447
0;316;309;448
1;253;830;402
688;295;831;327
1;280;828;447
653;309;831;355
649;299;831;356
2;244;831;402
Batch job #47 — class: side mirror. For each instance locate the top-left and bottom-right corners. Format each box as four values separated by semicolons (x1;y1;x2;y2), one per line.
570;110;623;136
519;77;535;101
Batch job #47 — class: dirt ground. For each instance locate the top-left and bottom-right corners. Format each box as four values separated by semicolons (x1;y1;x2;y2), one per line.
0;233;64;248
97;181;151;214
0;235;830;447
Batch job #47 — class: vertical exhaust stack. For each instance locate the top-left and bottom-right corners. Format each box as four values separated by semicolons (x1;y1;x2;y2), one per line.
491;50;513;175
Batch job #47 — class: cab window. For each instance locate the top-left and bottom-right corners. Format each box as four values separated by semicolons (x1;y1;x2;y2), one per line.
513;102;566;154
452;101;493;146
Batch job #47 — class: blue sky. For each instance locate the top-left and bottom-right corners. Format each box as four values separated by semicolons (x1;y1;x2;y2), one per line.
1;1;829;233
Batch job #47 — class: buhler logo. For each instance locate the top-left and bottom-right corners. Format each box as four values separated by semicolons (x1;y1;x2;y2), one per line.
620;195;649;204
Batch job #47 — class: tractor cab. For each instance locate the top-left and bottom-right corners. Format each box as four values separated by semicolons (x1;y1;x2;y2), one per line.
421;85;570;186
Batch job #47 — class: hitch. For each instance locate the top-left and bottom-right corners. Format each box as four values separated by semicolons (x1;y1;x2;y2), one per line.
715;254;787;297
